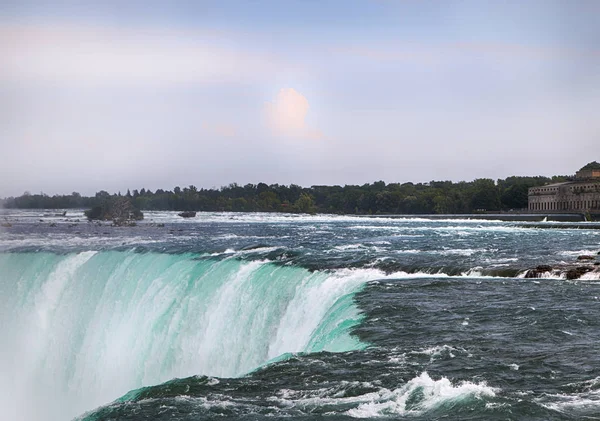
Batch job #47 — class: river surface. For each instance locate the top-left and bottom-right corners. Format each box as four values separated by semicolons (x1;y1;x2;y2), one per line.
1;210;599;420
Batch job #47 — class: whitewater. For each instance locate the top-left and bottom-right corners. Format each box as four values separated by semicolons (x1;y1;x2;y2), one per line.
1;210;600;420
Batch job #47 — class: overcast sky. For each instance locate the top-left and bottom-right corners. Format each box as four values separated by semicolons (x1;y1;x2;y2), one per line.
1;0;599;197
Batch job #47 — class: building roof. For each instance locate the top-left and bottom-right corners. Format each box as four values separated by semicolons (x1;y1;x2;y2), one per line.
529;179;600;192
534;181;571;188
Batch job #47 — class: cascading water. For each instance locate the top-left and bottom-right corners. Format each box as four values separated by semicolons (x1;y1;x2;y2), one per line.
0;251;370;421
4;211;600;420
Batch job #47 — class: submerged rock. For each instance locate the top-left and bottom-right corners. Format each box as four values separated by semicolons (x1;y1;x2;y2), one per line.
178;211;197;218
577;255;596;261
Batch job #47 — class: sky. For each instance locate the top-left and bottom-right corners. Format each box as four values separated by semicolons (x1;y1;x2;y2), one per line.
1;0;599;197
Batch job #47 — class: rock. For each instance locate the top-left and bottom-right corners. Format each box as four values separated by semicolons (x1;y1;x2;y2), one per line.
577;255;596;261
524;265;553;278
49;223;57;227
565;269;578;280
157;223;165;227
178;211;197;218
566;266;593;280
524;263;600;280
1;222;12;228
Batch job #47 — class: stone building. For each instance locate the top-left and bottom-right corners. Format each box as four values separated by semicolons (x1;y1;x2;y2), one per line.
576;168;600;179
528;165;600;213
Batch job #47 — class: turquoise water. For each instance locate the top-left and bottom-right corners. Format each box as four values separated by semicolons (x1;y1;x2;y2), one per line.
0;251;369;421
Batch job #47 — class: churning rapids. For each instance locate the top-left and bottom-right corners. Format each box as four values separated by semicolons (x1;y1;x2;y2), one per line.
1;210;600;421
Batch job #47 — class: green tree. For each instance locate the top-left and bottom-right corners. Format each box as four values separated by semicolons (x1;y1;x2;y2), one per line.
294;193;316;214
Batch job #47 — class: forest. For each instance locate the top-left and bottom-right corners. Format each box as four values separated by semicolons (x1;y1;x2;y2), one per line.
1;175;570;215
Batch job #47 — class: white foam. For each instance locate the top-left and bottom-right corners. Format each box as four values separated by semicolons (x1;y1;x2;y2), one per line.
345;372;497;418
579;271;600;280
558;249;600;257
334;244;368;251
410;345;471;360
539;390;600;413
0;233;164;251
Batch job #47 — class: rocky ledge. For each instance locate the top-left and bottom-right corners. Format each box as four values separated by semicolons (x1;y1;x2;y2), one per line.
524;252;600;280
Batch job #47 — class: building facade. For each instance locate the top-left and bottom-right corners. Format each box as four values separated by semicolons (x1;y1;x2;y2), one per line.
528;170;600;213
576;168;600;179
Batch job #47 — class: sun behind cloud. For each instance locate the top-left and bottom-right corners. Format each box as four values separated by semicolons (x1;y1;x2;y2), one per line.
265;88;324;139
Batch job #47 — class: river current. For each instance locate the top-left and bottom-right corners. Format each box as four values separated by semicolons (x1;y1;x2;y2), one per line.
1;210;599;420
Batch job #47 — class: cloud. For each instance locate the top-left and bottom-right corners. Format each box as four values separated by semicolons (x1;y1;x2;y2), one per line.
336;41;600;64
0;23;282;86
265;88;324;139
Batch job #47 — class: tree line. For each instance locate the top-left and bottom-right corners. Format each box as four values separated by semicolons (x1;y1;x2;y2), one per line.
0;175;570;215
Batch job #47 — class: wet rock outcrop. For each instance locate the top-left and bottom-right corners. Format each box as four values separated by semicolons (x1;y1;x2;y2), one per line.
524;254;600;280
